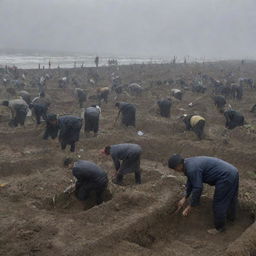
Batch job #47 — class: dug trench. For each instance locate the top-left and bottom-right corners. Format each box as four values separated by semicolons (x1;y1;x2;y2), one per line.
1;62;256;255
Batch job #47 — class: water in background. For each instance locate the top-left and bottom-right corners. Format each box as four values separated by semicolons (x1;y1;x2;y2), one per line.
0;53;172;69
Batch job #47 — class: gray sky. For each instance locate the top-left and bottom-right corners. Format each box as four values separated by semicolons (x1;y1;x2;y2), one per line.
0;0;255;59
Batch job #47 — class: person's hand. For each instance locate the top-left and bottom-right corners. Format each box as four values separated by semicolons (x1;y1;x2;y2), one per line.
177;197;186;209
182;205;192;216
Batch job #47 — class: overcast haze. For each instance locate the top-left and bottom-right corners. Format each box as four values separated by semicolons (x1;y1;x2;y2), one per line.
0;0;255;59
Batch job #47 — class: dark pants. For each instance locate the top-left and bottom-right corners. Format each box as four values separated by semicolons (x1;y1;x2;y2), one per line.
75;180;108;205
122;109;136;127
192;120;205;140
10;109;27;127
61;141;76;152
60;122;82;152
84;114;99;133
34;105;48;125
159;104;171;117
213;173;239;230
115;154;141;184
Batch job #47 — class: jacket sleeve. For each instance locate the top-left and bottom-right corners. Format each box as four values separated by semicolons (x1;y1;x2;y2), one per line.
43;128;49;140
58;121;68;141
187;170;203;206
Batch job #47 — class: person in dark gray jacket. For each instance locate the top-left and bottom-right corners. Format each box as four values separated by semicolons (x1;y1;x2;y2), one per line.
84;105;100;136
224;109;244;129
213;95;226;113
64;158;108;205
157;98;172;117
2;99;28;127
43;114;82;152
74;88;87;108
115;102;136;127
168;154;239;234
102;143;142;185
19;90;31;105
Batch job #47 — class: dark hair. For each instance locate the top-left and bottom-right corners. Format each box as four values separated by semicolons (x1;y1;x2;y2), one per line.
104;146;111;155
47;113;57;122
168;154;184;169
2;100;9;107
63;157;74;167
115;102;120;108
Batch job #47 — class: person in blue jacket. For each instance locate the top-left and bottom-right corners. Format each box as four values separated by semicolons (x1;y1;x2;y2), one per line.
43;114;82;152
64;158;108;205
168;154;239;234
102;143;142;185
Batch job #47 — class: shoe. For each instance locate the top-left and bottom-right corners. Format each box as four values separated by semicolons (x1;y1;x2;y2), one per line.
207;228;224;235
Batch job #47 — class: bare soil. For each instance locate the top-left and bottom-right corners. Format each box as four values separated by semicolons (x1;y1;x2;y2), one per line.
0;61;256;255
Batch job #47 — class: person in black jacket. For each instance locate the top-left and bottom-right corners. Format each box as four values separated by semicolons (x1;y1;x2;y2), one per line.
29;102;48;125
115;102;136;127
157;98;172;117
102;143;142;185
43;114;82;152
64;158;108;205
168;154;239;235
213;95;226;113
84;106;100;137
224;109;244;129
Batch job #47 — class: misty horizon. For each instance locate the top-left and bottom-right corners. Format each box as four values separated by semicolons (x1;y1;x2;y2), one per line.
0;0;255;60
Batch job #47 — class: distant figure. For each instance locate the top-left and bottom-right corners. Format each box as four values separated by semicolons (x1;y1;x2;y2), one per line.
43;114;82;152
38;64;41;70
74;61;76;68
95;56;99;68
97;87;110;105
213;95;226;113
171;89;183;100
2;99;28;127
157;98;172;117
18;90;31;105
29;101;48;125
102;143;142;185
128;83;144;96
182;114;205;140
84;106;100;137
224;110;244;129
48;60;51;69
64;158;108;205
115;102;136;127
32;91;51;107
173;56;176;64
168;154;239;234
74;88;87;108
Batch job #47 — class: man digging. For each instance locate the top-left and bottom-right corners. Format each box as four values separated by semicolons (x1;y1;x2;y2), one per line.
168;154;239;235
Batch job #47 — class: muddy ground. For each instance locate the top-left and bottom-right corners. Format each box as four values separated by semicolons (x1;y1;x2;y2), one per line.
0;61;256;255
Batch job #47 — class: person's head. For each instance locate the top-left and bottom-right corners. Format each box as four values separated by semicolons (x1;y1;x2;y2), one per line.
63;157;75;169
2;100;9;107
168;154;184;173
102;146;111;155
47;114;57;125
115;102;120;108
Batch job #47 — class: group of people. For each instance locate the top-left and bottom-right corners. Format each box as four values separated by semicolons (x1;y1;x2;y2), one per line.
63;149;239;235
0;70;244;236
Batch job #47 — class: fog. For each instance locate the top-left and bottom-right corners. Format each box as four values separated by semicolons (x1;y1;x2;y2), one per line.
0;0;255;59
